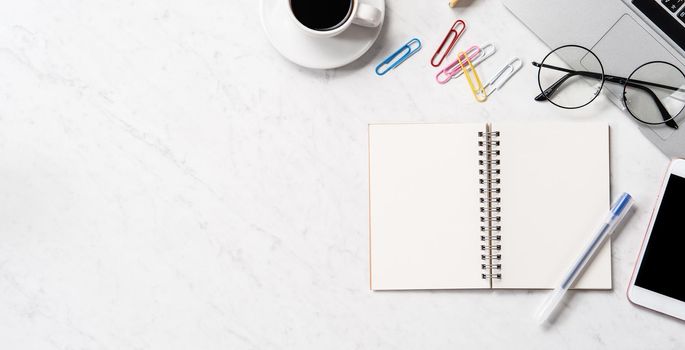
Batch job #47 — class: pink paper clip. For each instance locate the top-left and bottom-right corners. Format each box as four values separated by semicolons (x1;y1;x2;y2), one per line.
435;45;480;84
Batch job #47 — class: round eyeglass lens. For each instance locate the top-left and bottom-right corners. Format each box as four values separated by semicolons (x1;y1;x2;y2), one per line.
623;61;685;125
537;45;604;109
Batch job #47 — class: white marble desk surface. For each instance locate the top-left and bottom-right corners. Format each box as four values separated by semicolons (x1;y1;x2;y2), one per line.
0;0;682;349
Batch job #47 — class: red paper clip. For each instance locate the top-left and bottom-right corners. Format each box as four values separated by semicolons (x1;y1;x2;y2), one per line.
430;19;467;67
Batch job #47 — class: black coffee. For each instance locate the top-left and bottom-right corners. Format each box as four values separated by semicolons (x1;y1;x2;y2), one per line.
290;0;354;31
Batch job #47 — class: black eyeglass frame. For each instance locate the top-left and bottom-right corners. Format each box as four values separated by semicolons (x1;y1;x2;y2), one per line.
533;44;685;129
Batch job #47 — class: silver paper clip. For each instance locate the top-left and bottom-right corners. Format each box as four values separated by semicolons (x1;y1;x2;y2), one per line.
450;43;496;79
483;57;523;96
375;38;422;76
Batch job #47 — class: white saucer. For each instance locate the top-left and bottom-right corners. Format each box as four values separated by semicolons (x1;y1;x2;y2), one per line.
260;0;385;70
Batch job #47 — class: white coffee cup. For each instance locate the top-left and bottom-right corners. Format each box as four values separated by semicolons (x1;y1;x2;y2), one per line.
288;0;382;38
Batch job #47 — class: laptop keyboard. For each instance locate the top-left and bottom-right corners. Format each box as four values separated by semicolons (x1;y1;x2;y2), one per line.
660;0;685;23
631;0;685;51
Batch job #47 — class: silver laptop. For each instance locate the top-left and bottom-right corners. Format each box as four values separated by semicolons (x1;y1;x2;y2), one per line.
503;0;685;157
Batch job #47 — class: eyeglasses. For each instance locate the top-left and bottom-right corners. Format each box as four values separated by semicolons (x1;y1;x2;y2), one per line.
533;44;685;129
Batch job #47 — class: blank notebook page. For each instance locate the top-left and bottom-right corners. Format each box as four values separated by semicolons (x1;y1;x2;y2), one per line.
369;123;488;290
492;122;611;289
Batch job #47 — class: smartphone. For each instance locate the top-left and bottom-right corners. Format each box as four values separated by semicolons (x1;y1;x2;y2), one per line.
628;159;685;321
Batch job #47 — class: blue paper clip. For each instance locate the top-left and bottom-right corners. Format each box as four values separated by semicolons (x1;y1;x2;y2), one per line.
375;38;422;76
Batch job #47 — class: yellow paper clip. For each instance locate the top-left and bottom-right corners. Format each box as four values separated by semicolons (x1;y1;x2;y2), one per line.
457;51;487;102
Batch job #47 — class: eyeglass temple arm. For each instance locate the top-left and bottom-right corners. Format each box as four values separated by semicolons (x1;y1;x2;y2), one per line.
533;62;684;91
532;62;678;129
532;63;604;101
624;80;678;129
533;71;584;101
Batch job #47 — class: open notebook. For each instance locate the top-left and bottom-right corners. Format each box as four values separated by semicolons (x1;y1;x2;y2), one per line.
369;122;611;290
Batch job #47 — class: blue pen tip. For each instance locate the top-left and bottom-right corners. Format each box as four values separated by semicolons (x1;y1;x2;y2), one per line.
611;193;632;216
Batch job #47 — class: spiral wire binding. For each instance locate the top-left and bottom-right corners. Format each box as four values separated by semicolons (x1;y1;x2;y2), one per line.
478;128;502;281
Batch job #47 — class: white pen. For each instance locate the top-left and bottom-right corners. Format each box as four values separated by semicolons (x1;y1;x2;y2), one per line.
536;192;635;324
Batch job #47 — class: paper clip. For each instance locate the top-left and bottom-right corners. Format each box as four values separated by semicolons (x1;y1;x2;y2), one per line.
457;51;487;102
375;38;422;76
436;45;480;84
482;58;523;96
430;19;466;67
435;43;496;84
450;43;496;79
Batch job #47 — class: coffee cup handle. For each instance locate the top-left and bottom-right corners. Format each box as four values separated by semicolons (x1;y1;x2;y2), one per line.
352;3;382;28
